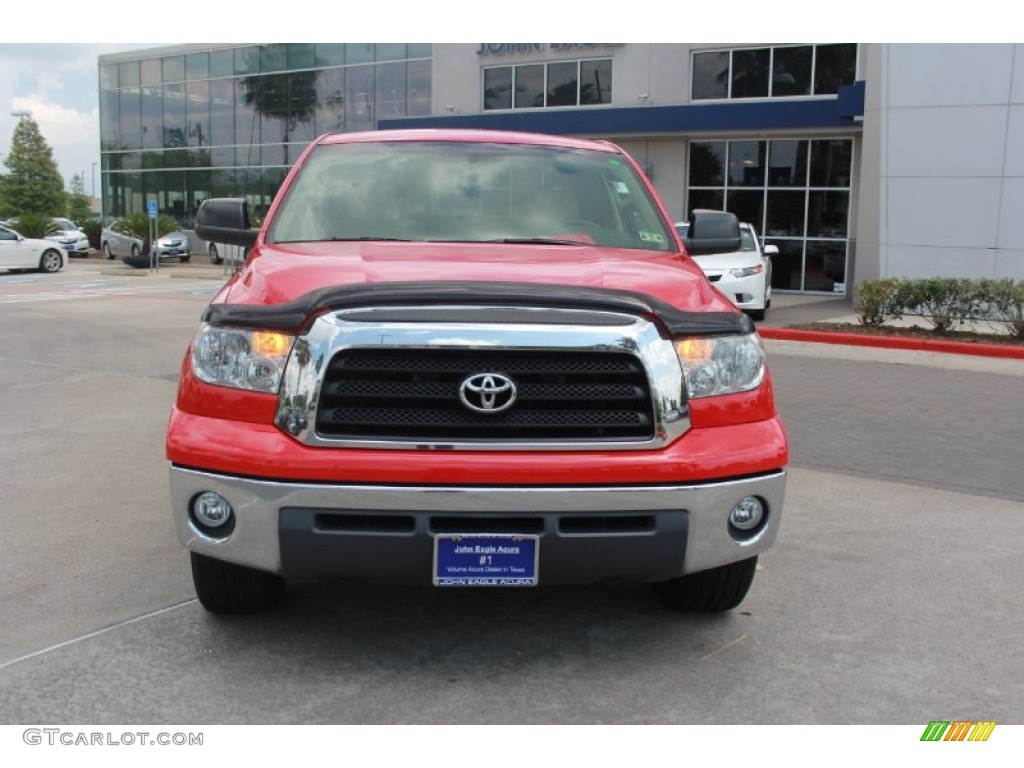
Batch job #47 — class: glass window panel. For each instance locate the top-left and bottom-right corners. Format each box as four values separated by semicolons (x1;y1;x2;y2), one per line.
163;170;186;219
484;67;513;110
375;62;406;120
210;79;234;146
814;44;857;95
186;168;212;220
546;61;578;107
210;49;234;78
164;148;188;169
186;52;209;80
235;77;260;144
689;141;726;186
728;140;766;186
186;81;210;147
514;64;544;108
805;240;846;291
118;61;140;88
288;43;315;70
772;45;812;97
100;90;120;151
810;139;853;187
765;190;806;236
140;86;163;150
120;151;141;171
767;239;803;290
106;154;121;171
767;140;808;187
141;150;162;170
234;47;260;76
407;60;431;117
165;84;187;148
162;56;185;83
236;146;261;167
345;65;375;132
289;72;319;142
316;67;346;134
99;64;118;90
118;89;141;150
687;189;724;215
212;147;234;167
347;44;374;65
407;43;432;59
692;51;728;99
376;44;405;62
580;59;612;105
731;48;770;98
212;168;236;198
140;59;161;86
316;44;346;67
261;44;287;74
726;190;764;230
807;191;849;237
256;73;290;145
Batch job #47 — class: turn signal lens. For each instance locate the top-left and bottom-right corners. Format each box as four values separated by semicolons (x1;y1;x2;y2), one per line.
673;334;765;398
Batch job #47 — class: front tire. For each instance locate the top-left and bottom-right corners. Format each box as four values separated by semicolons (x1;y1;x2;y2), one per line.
39;249;63;273
130;243;140;257
191;552;285;614
102;242;115;260
653;556;758;612
208;243;222;265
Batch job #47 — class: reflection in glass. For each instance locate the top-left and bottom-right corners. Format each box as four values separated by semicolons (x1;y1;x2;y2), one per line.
375;62;407;120
686;189;723;215
692;51;728;99
547;61;578;106
100;91;119;151
186;52;209;81
771;46;812;96
376;44;405;62
484;67;513;110
407;60;431;117
689;142;726;186
515;64;545;108
99;64;118;90
345;65;375;133
347;44;374;65
187;80;210;147
235;78;259;145
119;61;140;88
140;86;163;150
767;140;808;187
234;47;260;76
316;68;345;134
261;45;287;74
288;44;315;70
580;59;612;104
210;79;234;146
163;83;186;148
728;141;766;186
162;56;185;83
765;190;806;236
814;44;857;95
210;49;233;78
731;48;770;98
119;89;141;150
810;139;853;187
140;59;161;86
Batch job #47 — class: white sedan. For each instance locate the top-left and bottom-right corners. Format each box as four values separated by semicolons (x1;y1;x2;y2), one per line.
48;217;91;257
675;221;775;320
0;224;67;273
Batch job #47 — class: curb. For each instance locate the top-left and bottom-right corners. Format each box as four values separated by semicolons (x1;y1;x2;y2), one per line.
758;326;1024;360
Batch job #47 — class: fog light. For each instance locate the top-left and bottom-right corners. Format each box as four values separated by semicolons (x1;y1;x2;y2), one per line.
193;491;234;529
729;496;764;532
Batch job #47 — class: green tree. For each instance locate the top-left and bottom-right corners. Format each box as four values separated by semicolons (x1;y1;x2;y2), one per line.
0;116;67;217
66;173;92;224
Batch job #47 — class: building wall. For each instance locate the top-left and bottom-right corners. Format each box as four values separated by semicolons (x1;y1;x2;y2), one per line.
876;43;1024;280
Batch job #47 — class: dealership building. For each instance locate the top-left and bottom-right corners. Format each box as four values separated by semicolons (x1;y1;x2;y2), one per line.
97;43;1024;294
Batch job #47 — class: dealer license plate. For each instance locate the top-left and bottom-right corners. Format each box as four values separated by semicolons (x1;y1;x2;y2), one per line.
433;533;539;587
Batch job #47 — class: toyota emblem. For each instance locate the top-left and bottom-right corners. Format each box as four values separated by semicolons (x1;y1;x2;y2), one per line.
459;373;517;413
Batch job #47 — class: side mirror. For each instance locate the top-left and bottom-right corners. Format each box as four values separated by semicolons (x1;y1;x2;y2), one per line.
195;198;259;249
763;244;779;257
680;209;741;256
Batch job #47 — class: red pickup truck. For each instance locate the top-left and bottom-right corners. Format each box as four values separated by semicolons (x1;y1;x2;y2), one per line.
168;129;788;614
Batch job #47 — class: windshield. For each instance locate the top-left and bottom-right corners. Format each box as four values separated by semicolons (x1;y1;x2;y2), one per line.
52;218;77;231
268;141;675;252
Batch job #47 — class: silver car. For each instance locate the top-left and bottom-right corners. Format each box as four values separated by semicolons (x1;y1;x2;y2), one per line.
101;218;192;262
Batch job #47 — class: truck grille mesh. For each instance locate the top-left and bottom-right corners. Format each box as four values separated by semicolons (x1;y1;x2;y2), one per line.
316;349;655;442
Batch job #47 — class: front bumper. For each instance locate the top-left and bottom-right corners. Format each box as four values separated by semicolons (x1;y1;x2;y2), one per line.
704;272;767;311
170;466;786;584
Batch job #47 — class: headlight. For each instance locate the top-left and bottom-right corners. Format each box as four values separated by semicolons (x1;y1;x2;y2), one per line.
729;264;764;278
674;333;765;398
191;325;295;393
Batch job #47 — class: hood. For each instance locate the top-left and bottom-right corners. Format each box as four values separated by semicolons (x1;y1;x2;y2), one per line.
214;241;735;314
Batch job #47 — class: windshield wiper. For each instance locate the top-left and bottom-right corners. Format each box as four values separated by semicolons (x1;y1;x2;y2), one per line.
483;237;587;246
327;236;412;242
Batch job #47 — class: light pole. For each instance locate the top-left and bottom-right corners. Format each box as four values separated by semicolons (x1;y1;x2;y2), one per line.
91;162;97;198
11;109;32;120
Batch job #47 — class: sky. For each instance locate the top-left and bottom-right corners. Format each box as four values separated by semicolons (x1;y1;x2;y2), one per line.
0;12;1006;199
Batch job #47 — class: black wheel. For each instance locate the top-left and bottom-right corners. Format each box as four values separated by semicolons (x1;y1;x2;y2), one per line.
190;552;285;614
131;243;140;257
39;249;63;273
653;556;758;612
747;307;766;321
180;255;191;263
102;242;115;260
208;243;222;265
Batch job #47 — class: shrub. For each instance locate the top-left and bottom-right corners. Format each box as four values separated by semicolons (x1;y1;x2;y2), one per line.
80;219;102;250
854;278;906;326
981;278;1024;339
902;277;980;335
5;212;59;239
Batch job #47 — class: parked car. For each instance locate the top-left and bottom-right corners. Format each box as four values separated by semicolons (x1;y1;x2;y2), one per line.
0;223;67;273
100;218;192;262
48;218;91;257
674;221;776;320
